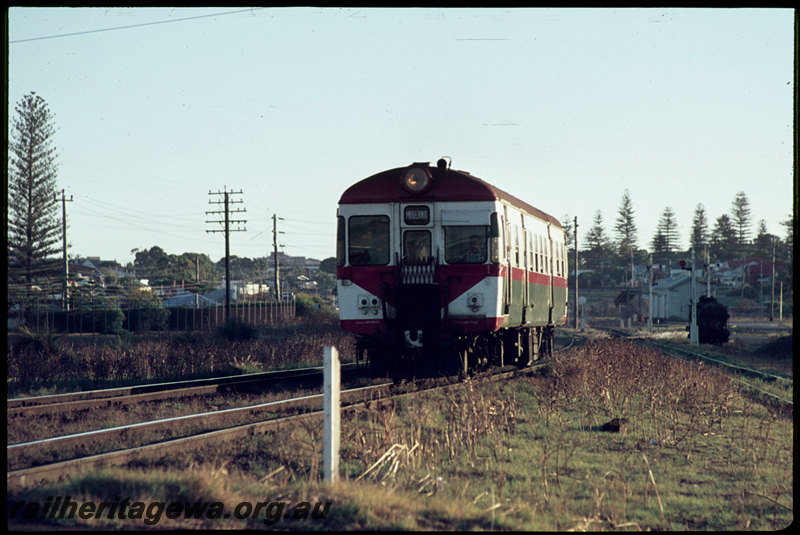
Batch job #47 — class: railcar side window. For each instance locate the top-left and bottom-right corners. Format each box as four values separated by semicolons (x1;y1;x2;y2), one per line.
546;239;551;275
525;232;534;271
348;215;390;266
403;230;431;262
336;216;345;267
445;226;488;264
555;242;562;277
489;212;501;264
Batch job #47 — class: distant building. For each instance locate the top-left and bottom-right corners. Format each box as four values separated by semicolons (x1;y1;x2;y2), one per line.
70;258;104;283
614;288;645;320
651;272;714;321
202;288;228;305
715;257;779;289
241;282;270;296
70;257;133;287
161;291;219;308
296;275;318;289
266;252;321;270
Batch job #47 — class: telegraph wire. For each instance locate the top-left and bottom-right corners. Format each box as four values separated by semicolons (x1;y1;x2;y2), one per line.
73;205;200;232
71;206;217;247
9;7;267;44
80;195;202;221
71;206;201;235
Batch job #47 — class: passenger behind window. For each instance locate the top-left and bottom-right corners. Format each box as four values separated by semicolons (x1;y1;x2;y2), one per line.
404;231;430;263
350;228;380;265
445;226;488;264
463;234;486;263
447;234;485;264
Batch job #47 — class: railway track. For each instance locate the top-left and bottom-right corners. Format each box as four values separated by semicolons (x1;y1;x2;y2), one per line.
591;325;793;407
7;363;360;419
645;340;793;406
7;361;541;489
7;382;389;475
2;332;649;489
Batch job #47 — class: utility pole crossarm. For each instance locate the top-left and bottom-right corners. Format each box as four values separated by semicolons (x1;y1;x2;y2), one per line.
55;190;73;312
205;188;247;322
272;214;284;301
573;216;578;330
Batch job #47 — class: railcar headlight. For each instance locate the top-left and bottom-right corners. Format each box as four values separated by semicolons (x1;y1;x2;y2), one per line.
467;292;483;312
402;165;432;194
358;294;380;309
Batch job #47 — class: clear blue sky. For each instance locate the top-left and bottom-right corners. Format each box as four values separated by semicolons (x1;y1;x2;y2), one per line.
7;7;794;265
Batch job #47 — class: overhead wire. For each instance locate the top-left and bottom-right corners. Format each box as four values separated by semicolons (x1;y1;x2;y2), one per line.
10;8;337;265
75;201;201;232
9;7;267;44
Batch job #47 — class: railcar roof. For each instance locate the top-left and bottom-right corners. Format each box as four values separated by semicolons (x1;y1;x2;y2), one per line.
338;164;563;229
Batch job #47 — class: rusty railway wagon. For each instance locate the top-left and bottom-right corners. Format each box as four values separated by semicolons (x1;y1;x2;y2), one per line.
336;159;568;379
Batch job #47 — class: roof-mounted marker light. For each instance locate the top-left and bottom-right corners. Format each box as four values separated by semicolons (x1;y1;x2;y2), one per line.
402;164;433;194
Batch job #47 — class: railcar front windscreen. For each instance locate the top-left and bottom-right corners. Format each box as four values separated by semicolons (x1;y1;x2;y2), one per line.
403;230;431;262
444;226;489;264
348;215;390;266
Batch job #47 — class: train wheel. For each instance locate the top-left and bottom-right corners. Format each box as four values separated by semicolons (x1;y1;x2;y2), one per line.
368;343;389;378
480;335;505;368
355;339;369;373
458;348;469;380
455;342;475;380
542;326;554;360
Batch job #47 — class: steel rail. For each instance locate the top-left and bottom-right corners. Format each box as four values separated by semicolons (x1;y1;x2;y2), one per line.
8;382;392;470
7;359;544;488
641;339;793;406
8;363;358;418
9;331;577;412
571;328;792;406
646;340;791;382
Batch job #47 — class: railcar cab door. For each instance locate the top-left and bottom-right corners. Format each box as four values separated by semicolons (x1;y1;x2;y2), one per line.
396;203;438;348
335;206;393;324
400;204;434;268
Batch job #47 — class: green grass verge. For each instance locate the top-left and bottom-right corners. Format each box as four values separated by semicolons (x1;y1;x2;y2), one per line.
8;340;793;530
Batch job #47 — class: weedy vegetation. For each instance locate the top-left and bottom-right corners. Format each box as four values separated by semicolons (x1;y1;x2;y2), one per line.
7;317;355;398
8;337;792;530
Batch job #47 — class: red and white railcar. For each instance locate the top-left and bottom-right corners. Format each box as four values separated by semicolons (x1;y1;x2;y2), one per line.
336;159;567;378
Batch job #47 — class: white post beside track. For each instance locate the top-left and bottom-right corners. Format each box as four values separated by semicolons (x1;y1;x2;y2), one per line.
323;346;340;482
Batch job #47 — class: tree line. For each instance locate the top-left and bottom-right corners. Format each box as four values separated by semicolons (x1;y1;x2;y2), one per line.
7;92;794;308
562;188;793;286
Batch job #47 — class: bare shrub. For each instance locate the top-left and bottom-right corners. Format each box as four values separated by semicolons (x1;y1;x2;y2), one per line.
341;381;520;490
548;340;737;447
8;320;356;392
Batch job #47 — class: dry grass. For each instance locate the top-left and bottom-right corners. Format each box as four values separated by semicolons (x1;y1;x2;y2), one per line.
7;338;794;530
7;320;355;397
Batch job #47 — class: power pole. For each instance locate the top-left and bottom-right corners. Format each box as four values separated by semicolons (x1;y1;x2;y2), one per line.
689;248;699;347
55;190;73;312
195;255;200;309
770;236;776;321
648;254;653;333
273;214;284;301
705;244;711;297
573;216;579;329
206;188;246;322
